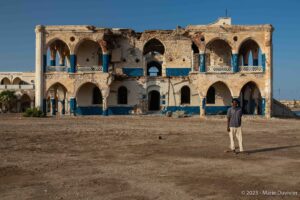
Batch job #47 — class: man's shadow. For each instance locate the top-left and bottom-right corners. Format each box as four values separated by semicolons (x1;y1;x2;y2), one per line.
245;145;300;154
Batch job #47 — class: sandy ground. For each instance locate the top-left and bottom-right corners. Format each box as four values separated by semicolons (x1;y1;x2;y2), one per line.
0;114;299;200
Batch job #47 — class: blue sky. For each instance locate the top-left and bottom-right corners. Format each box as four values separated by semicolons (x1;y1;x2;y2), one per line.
0;0;299;99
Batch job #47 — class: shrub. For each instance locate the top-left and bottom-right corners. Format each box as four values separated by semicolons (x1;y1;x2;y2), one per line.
23;108;43;117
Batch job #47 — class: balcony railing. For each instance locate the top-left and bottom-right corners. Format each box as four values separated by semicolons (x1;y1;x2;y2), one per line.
47;66;68;72
77;66;103;72
206;66;232;73
0;85;34;90
239;66;263;72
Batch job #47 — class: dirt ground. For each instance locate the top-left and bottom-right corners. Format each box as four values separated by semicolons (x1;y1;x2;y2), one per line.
0;114;299;200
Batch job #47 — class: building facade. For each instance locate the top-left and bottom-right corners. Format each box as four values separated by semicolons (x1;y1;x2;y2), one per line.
33;18;274;117
0;72;35;112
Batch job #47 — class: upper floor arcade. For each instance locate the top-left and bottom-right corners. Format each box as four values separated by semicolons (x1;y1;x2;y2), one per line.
0;72;35;90
36;18;273;78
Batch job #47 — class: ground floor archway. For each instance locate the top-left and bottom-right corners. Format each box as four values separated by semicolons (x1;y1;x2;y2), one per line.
76;82;103;115
148;90;160;111
20;94;31;112
240;82;262;115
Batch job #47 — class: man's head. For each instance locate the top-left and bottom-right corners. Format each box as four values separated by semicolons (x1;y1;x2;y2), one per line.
232;98;239;108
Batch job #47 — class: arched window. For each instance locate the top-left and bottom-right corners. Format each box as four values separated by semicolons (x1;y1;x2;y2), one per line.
181;86;190;104
238;39;262;67
118;86;128;104
207;87;215;104
92;87;102;104
143;38;165;55
147;61;162;76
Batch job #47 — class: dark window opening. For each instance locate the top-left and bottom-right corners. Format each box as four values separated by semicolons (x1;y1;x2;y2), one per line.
192;43;199;53
148;90;160;111
118;86;128;104
147;61;162;77
207;87;215;104
143;38;165;55
181;86;190;104
92;87;102;104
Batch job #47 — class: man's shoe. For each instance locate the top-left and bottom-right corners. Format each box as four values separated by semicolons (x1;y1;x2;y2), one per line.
224;149;236;153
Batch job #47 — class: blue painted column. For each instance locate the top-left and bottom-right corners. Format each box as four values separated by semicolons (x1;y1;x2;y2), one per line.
103;108;108;116
200;97;206;117
253;59;258;66
69;54;77;73
61;100;65;115
42;98;47;115
43;55;47;73
262;54;266;72
261;98;266;116
232;54;239;72
199;53;206;72
51;98;56;116
50;60;56;66
69;97;77;115
102;53;109;73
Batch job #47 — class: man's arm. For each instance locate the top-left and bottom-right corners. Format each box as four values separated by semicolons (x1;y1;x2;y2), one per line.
227;117;230;132
227;108;231;132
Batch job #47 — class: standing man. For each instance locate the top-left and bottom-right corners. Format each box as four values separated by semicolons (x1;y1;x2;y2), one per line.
226;98;244;153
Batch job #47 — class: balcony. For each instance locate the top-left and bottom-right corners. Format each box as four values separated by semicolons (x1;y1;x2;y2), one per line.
239;66;263;73
77;66;103;72
47;66;68;72
0;84;35;90
206;66;232;73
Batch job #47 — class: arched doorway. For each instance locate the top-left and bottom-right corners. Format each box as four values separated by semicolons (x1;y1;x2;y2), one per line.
46;83;68;115
181;86;191;104
148;90;160;111
46;39;70;71
76;39;102;71
76;82;103;115
238;39;262;66
240;82;262;115
206;81;232;115
143;38;165;77
205;39;232;72
1;77;11;85
20;94;31;112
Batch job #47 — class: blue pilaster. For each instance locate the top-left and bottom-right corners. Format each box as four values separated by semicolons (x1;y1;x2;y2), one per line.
51;98;56;116
199;53;205;72
61;100;65;114
253;59;258;66
261;98;266;116
69;98;77;114
43;55;47;73
102;53;109;73
69;54;77;73
232;54;239;72
50;60;56;66
103;109;108;116
42;98;47;114
202;98;206;109
262;54;266;72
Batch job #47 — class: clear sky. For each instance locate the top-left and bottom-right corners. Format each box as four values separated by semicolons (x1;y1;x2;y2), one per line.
0;0;299;100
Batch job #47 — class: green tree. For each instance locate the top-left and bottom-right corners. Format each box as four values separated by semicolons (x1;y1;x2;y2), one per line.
0;90;17;113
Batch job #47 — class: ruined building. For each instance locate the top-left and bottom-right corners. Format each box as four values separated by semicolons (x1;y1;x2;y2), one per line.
31;18;274;117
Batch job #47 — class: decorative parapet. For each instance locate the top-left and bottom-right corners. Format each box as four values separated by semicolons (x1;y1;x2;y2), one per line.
239;66;263;73
77;66;103;72
206;66;232;73
47;66;68;72
0;85;35;90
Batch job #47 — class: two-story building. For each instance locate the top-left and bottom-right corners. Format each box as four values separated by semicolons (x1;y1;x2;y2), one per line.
33;18;273;118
